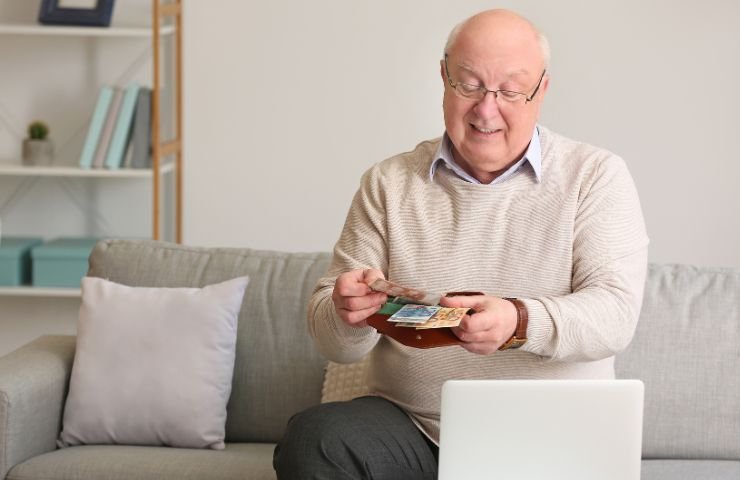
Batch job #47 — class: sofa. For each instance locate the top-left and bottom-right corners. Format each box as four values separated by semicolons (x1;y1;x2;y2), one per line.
0;239;738;479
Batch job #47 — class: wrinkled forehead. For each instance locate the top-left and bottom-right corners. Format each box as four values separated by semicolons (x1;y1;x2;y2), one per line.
453;57;533;82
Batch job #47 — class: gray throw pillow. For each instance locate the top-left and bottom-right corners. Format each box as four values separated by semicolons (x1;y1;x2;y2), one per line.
58;275;249;449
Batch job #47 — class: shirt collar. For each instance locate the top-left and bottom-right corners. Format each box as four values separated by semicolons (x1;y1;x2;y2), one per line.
429;126;542;184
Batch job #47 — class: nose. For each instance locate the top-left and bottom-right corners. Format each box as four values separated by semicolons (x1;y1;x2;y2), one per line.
473;91;502;119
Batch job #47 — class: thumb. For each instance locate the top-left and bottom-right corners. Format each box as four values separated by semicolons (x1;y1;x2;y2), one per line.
439;294;484;309
362;268;386;286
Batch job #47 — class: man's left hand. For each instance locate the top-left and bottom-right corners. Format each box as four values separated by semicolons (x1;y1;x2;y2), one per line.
439;295;518;355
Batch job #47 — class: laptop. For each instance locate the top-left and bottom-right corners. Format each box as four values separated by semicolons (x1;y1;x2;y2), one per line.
438;379;644;480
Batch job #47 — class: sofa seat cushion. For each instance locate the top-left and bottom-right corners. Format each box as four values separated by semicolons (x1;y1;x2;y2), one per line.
7;443;277;480
641;459;740;480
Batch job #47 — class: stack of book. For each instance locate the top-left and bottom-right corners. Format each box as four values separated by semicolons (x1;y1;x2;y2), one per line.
79;83;152;170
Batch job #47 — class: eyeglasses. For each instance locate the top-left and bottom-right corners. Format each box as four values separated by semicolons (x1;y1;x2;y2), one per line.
444;54;546;105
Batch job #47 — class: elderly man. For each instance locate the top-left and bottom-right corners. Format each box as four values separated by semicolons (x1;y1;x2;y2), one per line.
274;8;648;479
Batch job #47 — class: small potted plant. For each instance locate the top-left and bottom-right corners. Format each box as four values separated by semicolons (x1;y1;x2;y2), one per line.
22;121;54;166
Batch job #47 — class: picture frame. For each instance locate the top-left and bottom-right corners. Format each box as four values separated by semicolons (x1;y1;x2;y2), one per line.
38;0;116;27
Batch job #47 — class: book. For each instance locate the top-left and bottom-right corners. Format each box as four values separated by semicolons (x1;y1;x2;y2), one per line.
79;86;114;169
121;137;134;168
129;87;152;169
92;87;124;168
105;82;140;170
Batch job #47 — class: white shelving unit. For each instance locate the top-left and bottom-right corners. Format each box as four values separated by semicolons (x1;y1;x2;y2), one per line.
0;0;183;298
0;286;81;298
0;163;174;178
0;23;174;37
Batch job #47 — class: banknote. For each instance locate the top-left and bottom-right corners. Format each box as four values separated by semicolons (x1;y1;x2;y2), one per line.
369;279;442;306
388;304;442;324
414;307;469;329
395;307;469;329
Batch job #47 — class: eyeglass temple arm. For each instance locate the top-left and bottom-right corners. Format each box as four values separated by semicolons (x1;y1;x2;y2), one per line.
526;69;547;103
443;53;456;87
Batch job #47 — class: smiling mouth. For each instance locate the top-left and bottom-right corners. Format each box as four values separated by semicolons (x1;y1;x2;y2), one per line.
471;124;501;134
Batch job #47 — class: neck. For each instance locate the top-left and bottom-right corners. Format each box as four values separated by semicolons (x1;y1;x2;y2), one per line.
451;147;527;184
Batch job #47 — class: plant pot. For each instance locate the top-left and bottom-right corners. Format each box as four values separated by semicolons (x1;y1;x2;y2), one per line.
22;139;54;166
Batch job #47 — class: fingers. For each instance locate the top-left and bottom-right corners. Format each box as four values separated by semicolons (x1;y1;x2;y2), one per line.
334;269;373;297
336;291;388;312
447;296;519;354
335;294;387;327
439;294;484;309
451;323;507;345
332;268;388;328
444;295;488;335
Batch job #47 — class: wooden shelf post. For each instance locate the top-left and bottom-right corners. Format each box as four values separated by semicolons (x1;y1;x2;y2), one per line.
152;0;183;242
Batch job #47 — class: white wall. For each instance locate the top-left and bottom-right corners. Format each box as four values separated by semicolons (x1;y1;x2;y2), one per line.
184;0;740;267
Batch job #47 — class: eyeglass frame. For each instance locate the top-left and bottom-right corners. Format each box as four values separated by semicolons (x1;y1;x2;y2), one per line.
443;53;546;105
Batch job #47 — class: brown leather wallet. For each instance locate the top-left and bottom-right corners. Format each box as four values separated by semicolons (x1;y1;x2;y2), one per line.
366;291;482;349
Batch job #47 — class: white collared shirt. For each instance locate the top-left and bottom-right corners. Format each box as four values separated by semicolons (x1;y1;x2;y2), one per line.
429;126;542;184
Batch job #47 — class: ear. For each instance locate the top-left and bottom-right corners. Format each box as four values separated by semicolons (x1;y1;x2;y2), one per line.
440;59;447;87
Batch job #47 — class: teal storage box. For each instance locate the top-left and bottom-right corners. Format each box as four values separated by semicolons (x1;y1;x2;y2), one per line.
32;237;99;288
0;237;44;286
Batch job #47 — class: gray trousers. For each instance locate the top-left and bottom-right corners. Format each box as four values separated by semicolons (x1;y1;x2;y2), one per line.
273;396;438;480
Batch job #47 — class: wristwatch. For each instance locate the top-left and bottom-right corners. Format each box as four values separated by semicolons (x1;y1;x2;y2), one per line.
499;298;528;350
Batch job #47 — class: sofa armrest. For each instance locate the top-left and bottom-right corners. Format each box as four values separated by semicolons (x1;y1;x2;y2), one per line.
0;335;75;479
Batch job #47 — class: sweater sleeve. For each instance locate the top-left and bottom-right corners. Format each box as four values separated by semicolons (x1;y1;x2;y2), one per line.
521;155;649;361
307;166;389;363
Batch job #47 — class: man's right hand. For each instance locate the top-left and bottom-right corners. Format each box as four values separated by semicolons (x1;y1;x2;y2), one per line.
332;268;388;328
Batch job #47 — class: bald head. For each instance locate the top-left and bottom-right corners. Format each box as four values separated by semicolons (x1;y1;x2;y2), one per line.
444;10;550;69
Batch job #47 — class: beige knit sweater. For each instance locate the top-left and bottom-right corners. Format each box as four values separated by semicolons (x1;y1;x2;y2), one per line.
308;126;649;442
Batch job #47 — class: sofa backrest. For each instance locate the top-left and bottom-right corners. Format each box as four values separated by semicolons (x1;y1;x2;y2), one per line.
615;263;740;460
87;242;740;456
87;239;332;443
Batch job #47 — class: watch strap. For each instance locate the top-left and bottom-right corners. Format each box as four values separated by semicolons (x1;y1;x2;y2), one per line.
499;297;528;350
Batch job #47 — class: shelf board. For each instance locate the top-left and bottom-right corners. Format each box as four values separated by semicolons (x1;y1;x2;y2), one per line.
0;163;174;178
0;286;81;298
0;23;175;38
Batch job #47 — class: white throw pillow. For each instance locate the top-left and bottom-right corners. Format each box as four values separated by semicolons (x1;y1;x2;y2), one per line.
58;275;249;450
